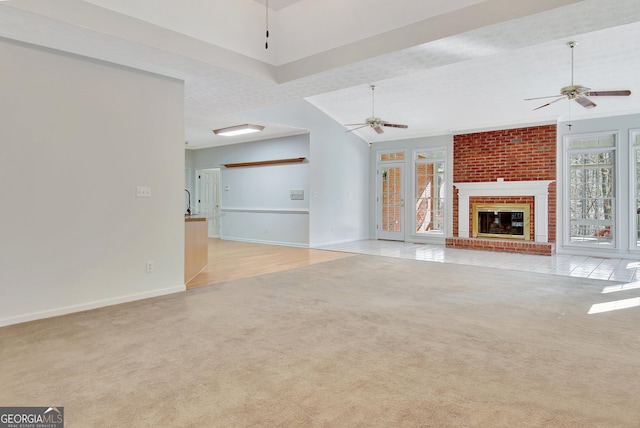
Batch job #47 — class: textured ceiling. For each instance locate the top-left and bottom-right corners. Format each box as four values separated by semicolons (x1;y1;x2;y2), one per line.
253;0;305;12
1;0;639;149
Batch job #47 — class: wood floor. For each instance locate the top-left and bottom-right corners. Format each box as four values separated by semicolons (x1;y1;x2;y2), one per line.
186;239;355;289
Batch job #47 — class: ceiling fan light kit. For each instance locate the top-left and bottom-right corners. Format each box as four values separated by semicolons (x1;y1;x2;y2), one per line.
526;41;631;111
344;85;408;135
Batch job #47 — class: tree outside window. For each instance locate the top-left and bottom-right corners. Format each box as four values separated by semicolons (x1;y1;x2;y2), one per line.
567;136;615;246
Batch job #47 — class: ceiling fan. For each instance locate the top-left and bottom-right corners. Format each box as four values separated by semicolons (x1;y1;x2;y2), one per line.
525;41;631;110
344;85;408;134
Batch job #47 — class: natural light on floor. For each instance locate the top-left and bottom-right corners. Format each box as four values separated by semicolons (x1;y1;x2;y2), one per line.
588;281;640;314
588;297;640;315
601;281;640;293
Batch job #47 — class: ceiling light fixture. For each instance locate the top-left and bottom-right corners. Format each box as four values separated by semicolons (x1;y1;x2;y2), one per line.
213;124;265;137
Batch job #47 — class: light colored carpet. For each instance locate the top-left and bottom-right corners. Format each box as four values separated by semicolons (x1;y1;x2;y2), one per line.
1;255;639;427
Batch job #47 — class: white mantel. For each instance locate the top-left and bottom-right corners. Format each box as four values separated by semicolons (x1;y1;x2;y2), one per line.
454;180;554;243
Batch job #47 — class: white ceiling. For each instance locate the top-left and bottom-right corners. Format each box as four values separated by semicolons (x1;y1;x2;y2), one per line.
1;0;639;148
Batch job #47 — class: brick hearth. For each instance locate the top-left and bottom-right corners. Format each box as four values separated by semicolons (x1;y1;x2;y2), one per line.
446;237;555;256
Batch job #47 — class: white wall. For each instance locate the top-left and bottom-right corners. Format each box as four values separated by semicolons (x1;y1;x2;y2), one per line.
307;109;370;247
0;39;185;326
192;135;310;246
232;99;370;247
185;149;196;190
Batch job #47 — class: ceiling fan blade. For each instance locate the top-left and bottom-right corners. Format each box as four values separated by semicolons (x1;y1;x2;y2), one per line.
345;125;368;133
575;96;597;109
344;123;368;126
524;94;563;101
583;90;631;97
373;125;384;134
382;123;408;129
533;96;565;110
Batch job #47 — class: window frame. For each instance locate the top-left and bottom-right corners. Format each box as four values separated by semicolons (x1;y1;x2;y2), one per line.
630;129;640;251
563;132;618;249
377;150;406;163
412;147;447;237
375;150;407;240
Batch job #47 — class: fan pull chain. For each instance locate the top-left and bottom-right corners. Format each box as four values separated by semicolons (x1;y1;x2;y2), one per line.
265;0;269;49
371;85;375;117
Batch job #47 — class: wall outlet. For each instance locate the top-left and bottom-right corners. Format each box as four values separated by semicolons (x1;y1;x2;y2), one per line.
146;260;154;273
137;186;151;197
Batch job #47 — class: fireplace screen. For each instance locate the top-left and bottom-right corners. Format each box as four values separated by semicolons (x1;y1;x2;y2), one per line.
472;203;531;240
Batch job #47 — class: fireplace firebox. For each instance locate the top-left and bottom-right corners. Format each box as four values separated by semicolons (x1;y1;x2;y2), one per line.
472;203;531;240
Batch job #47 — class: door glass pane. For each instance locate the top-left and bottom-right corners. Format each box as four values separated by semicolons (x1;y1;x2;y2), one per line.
414;149;445;234
382;167;402;232
568;149;615;245
379;152;405;161
415;161;445;233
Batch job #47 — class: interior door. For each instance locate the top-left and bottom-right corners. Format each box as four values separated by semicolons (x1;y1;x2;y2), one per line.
197;169;220;237
377;163;405;241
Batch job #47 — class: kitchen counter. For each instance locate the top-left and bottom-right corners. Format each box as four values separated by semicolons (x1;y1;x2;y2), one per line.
185;216;208;283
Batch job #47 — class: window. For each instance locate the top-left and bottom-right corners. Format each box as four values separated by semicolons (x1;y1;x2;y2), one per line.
379;151;405;161
632;130;640;248
414;149;446;234
566;135;615;247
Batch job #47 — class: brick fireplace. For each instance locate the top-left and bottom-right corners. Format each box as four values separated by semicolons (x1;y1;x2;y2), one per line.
447;125;557;255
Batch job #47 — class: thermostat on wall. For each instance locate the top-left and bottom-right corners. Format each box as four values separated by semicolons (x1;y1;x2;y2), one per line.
290;190;304;200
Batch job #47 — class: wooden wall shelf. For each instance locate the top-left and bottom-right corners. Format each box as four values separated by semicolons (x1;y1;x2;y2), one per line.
223;157;306;168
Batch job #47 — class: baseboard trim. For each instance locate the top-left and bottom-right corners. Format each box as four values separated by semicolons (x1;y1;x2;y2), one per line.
220;236;309;248
311;237;370;247
0;284;186;328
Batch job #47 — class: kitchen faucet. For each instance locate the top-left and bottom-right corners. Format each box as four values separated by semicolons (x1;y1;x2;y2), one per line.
185;188;192;215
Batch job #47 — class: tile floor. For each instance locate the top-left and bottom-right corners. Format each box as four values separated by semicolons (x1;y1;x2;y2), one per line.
318;240;640;283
